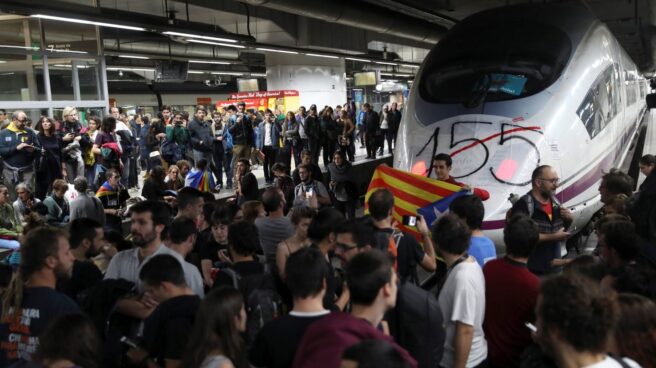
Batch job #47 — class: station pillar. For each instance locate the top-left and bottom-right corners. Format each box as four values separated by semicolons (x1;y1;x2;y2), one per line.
265;53;347;109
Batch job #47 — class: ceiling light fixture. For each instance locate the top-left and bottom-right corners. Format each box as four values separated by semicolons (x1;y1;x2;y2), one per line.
118;55;149;59
107;67;155;72
306;53;338;59
187;70;208;74
211;71;244;76
250;73;267;77
401;64;420;68
186;39;246;49
189;60;231;65
345;57;370;63
0;45;39;51
375;61;397;66
31;14;146;31
53;64;90;68
163;31;237;43
256;47;298;55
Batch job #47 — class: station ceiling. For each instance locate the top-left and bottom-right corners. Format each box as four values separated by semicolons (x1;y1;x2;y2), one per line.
1;0;656;76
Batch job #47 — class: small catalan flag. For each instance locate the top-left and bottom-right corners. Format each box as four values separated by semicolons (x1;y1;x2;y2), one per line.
365;164;465;239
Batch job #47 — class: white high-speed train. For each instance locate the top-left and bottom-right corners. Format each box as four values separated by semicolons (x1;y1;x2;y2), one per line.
394;3;648;245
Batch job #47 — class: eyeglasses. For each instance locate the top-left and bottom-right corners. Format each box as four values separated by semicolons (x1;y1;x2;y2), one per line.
538;177;560;184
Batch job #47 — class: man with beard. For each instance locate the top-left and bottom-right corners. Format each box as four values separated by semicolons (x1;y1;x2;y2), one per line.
0;227;78;366
105;200;179;319
58;218;107;305
510;165;573;275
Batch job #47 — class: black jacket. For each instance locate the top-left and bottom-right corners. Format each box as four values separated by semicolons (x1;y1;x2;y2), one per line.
188;118;214;152
364;110;380;133
230;121;254;146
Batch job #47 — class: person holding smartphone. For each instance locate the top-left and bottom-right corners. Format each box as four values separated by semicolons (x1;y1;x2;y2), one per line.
293;164;331;209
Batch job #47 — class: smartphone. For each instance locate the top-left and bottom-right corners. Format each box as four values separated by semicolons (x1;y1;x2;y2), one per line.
120;336;139;349
402;215;417;227
567;225;577;233
525;322;537;333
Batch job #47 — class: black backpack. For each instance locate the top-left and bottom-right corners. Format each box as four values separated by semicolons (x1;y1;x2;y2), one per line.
389;282;445;368
222;268;283;344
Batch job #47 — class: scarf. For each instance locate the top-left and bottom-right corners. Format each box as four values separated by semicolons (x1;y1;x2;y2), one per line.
7;122;26;134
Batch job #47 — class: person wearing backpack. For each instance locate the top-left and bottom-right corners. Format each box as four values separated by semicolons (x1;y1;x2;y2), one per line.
292;250;417;368
213;221;282;345
249;247;330;368
334;219;445;368
367;188;437;284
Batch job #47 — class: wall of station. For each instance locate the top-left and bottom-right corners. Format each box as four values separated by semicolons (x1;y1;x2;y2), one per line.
265;53;347;109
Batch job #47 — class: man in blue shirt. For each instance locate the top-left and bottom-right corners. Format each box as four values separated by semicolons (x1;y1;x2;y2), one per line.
449;194;497;267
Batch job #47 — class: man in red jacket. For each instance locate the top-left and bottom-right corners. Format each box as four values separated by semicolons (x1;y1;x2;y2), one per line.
432;153;490;201
292;250;417;368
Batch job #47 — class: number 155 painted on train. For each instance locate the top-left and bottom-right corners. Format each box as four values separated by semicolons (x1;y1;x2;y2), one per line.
394;3;648;246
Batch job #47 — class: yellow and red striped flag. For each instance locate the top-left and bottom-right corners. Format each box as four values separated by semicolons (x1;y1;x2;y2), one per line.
364;164;464;239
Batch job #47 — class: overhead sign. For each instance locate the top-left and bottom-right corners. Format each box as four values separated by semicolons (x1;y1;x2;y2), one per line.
229;90;299;99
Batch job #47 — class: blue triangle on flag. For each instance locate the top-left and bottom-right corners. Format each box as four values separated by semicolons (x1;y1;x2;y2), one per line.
417;190;469;226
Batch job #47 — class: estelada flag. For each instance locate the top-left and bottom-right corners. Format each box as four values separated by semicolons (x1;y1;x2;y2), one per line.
364;164;465;239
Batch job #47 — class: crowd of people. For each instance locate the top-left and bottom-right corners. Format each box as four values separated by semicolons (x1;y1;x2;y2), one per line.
0;102;653;368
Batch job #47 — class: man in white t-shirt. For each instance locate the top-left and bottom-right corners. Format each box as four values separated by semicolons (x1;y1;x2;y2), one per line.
535;274;640;368
433;214;487;368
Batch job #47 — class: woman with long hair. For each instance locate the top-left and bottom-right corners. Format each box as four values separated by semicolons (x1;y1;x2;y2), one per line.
282;111;302;169
83;116;100;190
165;164;184;191
181;287;248;368
320;107;337;168
275;206;316;279
35;116;65;200
327;150;357;219
145;117;166;171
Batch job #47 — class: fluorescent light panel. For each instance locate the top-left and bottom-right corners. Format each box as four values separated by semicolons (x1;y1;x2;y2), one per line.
32;14;146;31
53;64;90;68
163;31;237;43
211;71;243;76
189;60;231;65
345;57;370;62
256;47;298;55
375;61;397;66
401;64;420;68
306;53;338;59
107;67;154;72
118;55;149;59
186;39;245;49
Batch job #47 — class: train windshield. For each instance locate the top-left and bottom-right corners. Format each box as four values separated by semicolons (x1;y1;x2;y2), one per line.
419;22;572;106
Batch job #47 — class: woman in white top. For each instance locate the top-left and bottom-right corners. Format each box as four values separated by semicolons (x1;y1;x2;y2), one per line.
182;287;247;368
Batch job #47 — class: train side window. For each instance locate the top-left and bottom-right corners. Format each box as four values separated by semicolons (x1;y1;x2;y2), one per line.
577;65;620;139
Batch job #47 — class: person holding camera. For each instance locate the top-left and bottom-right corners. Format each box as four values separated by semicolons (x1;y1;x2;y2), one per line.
0;110;41;201
163;111;189;166
293;164;331;209
229;109;254;173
